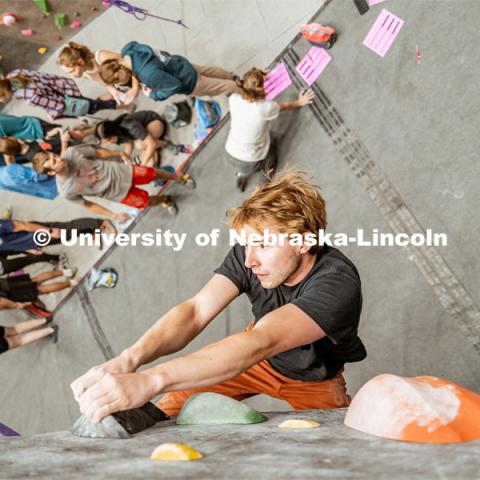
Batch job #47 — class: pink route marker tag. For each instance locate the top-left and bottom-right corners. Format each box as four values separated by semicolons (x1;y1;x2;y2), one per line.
368;0;387;6
363;9;404;57
295;46;331;86
264;63;292;100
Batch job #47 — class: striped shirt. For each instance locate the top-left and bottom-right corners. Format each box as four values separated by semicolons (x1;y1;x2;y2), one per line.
8;69;82;119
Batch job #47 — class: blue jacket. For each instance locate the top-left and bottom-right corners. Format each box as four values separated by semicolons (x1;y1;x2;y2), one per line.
121;41;197;101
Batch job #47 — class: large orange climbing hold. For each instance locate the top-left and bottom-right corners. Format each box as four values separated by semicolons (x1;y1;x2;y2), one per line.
344;374;480;444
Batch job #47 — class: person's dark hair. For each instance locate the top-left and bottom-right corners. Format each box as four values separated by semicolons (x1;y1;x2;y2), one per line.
95;119;129;143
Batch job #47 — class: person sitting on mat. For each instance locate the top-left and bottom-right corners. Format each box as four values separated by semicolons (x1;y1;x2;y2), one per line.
0;265;77;309
225;68;314;191
0;113;58;146
0;128;79;165
98;41;240;104
0;129;134;166
0;113;85;167
95;111;191;168
0;317;58;356
71;171;366;422
0;69;118;120
58;41;138;109
33;144;195;217
0;217;116;254
0;251;62;276
0;114;90;167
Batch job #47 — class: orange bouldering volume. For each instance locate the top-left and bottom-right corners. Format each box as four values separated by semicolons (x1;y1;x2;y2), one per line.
344;374;480;444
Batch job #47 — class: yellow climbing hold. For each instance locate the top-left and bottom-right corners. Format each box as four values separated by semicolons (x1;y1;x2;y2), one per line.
278;419;320;429
150;443;203;461
38;47;47;55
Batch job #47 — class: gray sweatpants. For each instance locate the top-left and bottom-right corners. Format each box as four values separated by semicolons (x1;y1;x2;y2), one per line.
224;137;278;179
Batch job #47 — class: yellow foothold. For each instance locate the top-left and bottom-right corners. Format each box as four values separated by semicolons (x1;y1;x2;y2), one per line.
150;443;203;461
278;419;320;429
38;47;47;55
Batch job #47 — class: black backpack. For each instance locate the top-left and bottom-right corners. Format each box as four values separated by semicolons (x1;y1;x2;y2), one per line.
164;100;192;128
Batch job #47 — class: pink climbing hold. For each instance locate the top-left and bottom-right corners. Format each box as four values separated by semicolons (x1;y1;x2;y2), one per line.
2;12;17;27
70;21;81;28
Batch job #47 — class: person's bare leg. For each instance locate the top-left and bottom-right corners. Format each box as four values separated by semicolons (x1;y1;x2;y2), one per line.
100;220;117;235
135;139;157;167
141;154;157;168
37;281;72;294
6;326;55;350
34;270;74;294
31;270;64;284
69;125;97;141
4;318;47;337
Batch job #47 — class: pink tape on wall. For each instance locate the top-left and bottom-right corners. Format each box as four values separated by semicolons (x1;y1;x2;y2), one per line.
295;47;331;86
363;9;404;57
264;63;292;101
368;0;387;6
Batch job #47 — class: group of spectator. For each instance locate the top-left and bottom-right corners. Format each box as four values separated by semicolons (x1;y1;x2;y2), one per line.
1;39;314;355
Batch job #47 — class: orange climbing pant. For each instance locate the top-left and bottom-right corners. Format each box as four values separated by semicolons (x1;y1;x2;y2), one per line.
157;324;351;416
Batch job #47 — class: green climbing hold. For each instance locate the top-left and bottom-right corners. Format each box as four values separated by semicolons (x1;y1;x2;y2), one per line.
33;0;50;16
54;13;68;29
176;392;268;425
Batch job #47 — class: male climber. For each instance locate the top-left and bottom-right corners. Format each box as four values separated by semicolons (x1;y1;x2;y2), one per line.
33;144;195;217
71;171;367;422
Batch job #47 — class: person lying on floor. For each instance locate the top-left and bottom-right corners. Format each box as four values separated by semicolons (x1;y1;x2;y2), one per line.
0;250;62;276
0;217;116;253
0;129;77;165
0;113;91;167
33;144;196;217
95;111;192;168
0;70;118;120
0;129;143;165
0;112;61;149
0;265;77;310
58;41;138;109
98;41;240;104
71;171;366;423
0;316;58;356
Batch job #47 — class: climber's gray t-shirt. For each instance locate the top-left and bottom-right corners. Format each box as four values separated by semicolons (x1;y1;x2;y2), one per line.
57;144;132;203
